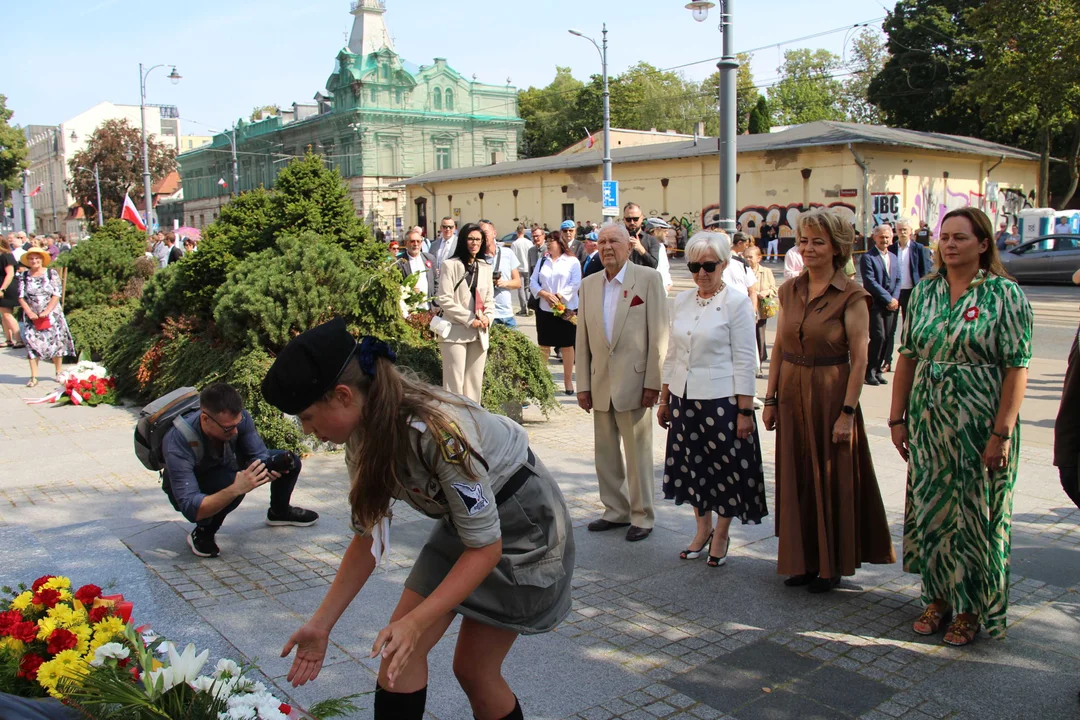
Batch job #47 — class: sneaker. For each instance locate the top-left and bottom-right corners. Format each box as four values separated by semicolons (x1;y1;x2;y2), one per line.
187;527;219;558
266;506;320;527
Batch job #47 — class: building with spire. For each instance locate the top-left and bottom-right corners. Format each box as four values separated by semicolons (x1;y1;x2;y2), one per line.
174;0;522;235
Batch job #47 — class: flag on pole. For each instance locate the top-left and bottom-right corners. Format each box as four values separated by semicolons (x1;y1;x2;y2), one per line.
120;193;147;231
28;184;42;197
584;128;595;149
218;178;228;190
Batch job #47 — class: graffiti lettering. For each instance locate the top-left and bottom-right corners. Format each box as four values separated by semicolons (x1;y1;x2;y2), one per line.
872;193;900;227
708;202;857;240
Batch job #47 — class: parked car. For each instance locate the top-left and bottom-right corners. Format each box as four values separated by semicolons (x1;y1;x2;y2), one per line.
500;231;518;247
999;234;1080;284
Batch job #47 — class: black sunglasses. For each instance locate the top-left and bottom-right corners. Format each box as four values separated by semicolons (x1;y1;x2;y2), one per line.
687;261;719;273
624;216;643;222
441;225;455;230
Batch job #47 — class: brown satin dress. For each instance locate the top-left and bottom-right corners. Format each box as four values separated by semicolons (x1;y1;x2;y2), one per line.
773;269;896;579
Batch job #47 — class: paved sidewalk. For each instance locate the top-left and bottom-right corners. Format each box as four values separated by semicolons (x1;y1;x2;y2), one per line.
1;280;1079;719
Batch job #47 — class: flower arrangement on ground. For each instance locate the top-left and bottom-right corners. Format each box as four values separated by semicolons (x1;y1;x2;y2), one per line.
23;361;119;407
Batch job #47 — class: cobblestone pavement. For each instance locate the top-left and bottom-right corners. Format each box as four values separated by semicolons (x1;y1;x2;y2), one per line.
2;276;1079;719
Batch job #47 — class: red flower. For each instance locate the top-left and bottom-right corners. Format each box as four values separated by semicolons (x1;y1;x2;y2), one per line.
74;584;103;605
88;375;97;382
0;610;23;635
88;606;110;624
31;575;56;591
17;654;45;680
32;588;61;608
963;306;979;322
47;628;78;655
129;666;141;682
279;704;292;715
10;621;38;643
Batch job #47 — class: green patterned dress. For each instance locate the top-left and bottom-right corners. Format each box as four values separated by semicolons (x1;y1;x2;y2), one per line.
899;271;1033;638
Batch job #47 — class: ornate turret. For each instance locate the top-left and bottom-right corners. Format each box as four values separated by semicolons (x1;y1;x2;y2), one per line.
348;0;393;57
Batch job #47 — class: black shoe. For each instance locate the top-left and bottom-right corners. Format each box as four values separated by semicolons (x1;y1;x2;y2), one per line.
587;518;631;532
626;526;652;542
864;375;880;386
875;371;889;385
784;572;817;587
266;506;320;527
564;389;575;396
808;577;841;594
187;527;219;558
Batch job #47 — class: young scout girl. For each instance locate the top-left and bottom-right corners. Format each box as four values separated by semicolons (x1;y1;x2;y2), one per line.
262;318;575;720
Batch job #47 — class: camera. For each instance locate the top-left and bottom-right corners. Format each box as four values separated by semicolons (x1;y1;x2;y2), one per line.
492;271;503;283
265;452;293;475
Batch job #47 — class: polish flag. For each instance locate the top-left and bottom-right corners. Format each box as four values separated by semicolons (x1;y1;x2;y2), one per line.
218;178;228;190
28;184;42;197
120;193;146;231
584;128;595;149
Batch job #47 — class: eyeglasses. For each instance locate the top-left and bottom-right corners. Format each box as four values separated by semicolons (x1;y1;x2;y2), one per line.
203;412;242;434
441;225;455;230
624;216;643;223
687;261;719;274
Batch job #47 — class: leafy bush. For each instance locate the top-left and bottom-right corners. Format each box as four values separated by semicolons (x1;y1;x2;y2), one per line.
66;301;137;361
55;220;147;311
201;187;276;257
270;153;370;250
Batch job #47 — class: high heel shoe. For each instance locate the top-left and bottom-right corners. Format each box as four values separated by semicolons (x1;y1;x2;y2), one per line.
707;536;730;567
680;531;713;560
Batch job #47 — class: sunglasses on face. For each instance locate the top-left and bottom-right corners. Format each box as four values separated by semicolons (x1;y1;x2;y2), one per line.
687;261;719;273
624;216;642;222
441;225;454;230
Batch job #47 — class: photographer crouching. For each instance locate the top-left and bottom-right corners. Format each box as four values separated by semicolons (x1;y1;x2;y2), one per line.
161;383;319;558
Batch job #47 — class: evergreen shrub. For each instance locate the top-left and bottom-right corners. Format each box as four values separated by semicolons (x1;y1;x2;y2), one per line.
54;220;147;311
66;301;137;361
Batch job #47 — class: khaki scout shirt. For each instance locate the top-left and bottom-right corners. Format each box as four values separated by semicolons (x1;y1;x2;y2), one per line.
345;397;529;548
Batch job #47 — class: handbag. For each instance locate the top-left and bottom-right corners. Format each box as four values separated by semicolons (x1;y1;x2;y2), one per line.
759;294;779;319
527;256;548;311
32;316;52;331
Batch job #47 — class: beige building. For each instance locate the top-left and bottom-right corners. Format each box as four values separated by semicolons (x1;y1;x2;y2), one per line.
396;121;1039;245
179;135;212;152
558;127;698;155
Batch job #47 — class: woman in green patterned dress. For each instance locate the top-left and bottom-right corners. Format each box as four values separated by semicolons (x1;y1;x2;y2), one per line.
888;207;1033;646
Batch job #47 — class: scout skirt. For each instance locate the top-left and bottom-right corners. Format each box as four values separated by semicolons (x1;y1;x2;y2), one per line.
405;453;575;635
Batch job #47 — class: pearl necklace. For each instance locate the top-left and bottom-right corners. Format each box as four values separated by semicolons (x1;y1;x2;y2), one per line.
695;282;725;306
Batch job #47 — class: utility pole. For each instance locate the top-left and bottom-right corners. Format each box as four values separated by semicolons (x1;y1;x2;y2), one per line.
21;169;33;234
569;25;611;184
139;62;181;235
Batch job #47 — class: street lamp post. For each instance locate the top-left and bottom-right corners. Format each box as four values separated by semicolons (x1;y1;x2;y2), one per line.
209;126;240;198
569;25;611;185
138;63;181;235
686;0;737;234
77;165;104;227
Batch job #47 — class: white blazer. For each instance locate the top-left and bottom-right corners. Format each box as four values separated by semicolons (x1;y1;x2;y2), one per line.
662;287;758;400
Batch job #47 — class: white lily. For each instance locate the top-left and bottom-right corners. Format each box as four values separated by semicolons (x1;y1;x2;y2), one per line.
89;642;130;667
147;643;209;694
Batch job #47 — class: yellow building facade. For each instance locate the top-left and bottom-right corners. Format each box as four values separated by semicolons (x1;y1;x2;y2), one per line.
398;121;1038;245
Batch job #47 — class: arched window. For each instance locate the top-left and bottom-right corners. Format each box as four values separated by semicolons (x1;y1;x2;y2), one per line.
444;88;454;111
433;88;442;110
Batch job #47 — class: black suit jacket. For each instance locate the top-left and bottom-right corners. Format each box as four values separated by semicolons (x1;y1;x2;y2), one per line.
628;231;661;268
582;251;604;278
888;240;931;287
396;252;437;300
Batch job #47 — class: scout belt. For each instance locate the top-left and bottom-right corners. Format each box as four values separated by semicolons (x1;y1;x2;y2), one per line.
495;448;537;505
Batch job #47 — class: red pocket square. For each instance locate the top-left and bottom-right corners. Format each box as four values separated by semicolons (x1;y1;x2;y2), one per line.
630;295;645;307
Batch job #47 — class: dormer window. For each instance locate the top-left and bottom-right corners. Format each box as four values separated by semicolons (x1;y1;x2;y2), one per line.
445;88;454;111
433;88;442;110
381;63;390;80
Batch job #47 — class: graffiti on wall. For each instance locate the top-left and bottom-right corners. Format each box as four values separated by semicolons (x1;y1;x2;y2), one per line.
707;202;857;239
871;193;900;228
909;184;1031;237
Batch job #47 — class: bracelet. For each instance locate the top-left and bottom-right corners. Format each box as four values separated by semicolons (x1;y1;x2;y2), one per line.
990;429;1012;441
762;398;778;407
657;402;668;406
888;418;906;428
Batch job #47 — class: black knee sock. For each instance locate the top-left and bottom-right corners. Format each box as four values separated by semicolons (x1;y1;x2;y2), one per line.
475;696;522;720
374;684;426;720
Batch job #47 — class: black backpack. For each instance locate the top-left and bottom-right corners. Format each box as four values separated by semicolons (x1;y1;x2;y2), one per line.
134;387;203;472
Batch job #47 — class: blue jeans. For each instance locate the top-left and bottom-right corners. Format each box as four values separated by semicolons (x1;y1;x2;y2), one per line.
492;316;517;329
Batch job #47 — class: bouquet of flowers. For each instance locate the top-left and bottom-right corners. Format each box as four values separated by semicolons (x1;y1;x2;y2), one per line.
551;298;577;325
24;361;118;407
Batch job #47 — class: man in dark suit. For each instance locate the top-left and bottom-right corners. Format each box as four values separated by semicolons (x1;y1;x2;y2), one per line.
395;228;437;310
882;218;932;371
581;231;603;278
859;224;901;386
561;220;588;264
622;202;661;268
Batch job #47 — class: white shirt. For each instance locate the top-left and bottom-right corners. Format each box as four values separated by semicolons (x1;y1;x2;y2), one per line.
602;261;628;345
784;246;804;280
722;257;756;297
881;247;891;275
529;252;581;313
656;244;672;293
510;237;532;269
897;242;913;289
408;253;430;309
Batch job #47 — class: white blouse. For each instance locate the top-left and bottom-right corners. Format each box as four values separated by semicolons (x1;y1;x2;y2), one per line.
529;253;582;312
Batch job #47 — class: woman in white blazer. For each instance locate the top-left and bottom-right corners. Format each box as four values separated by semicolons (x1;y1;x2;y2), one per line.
435;222;495;402
657;231;768;567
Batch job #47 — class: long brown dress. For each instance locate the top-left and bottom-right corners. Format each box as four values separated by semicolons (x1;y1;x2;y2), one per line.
773;268;895;578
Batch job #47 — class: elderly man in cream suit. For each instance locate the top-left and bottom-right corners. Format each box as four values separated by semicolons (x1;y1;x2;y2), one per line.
576;224;669;541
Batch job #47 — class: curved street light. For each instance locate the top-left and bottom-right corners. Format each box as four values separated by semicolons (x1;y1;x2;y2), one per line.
138;63;181;235
568;25;611;185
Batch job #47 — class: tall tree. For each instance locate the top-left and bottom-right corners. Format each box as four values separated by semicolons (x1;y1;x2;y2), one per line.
748;96;772;134
0;95;28;192
768;49;846;126
967;0;1080;208
250;105;281;122
703;53;760;135
841;29;888;125
517;67;586;158
866;0;987;137
67;118;176;221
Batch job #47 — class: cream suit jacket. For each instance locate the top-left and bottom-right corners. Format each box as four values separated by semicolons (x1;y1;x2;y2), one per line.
575;262;669;413
436;258;496;350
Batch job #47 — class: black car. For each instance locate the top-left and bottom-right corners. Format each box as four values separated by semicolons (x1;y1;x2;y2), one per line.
999;234;1080;284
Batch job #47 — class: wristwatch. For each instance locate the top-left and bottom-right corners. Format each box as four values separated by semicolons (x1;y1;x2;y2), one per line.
841;405;856;416
738;408;753;417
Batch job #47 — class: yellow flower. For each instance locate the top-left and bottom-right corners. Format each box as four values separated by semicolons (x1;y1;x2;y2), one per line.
11;591;33;612
36;616;58;641
92;616;126;641
43;577;71;591
57;589;72;603
47;604;74;625
0;637;26;655
36;658;63;695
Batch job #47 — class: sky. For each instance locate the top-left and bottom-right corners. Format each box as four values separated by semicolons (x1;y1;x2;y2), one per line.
2;0;893;135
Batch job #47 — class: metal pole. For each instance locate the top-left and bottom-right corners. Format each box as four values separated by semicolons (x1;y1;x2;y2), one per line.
22;169;32;234
93;164;104;227
601;24;611;184
139;63;154;235
231;128;239;197
716;0;738;233
46;128;57;233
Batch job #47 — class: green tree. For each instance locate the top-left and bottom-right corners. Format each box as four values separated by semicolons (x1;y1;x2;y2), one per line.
250;105;280;122
0;94;28;191
768;49;846;126
748;96;772;134
53;219;147;311
66;118;176;221
841;28;888;124
702;54;759;136
966;0;1080;208
518;67;586;157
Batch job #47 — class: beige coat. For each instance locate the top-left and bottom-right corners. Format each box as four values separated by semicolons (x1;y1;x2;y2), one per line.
575;262;669;413
436;257;496;350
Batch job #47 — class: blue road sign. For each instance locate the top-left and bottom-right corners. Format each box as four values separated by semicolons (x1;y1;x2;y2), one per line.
602;180;619;217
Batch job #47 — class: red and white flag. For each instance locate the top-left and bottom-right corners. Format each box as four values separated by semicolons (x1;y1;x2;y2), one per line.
584;128;595;149
218;178;228;190
120;193;146;231
28;184;42;197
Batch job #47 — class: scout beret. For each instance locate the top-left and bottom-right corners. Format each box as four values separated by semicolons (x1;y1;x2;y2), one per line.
261;318;357;415
560;220;575;230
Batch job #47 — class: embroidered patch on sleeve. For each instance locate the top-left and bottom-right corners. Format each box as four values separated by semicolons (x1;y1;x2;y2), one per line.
440;424;468;464
451;482;490;516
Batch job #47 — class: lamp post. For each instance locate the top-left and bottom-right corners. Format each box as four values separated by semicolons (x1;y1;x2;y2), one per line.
569;25;611;185
209;127;239;198
686;0;737;233
138;63;181;235
77;165;104;227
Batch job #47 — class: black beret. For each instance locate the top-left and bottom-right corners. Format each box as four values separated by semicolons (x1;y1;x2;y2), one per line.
262;318;357;415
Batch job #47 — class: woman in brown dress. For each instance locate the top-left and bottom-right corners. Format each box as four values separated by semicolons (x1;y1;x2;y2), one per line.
762;208;895;593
